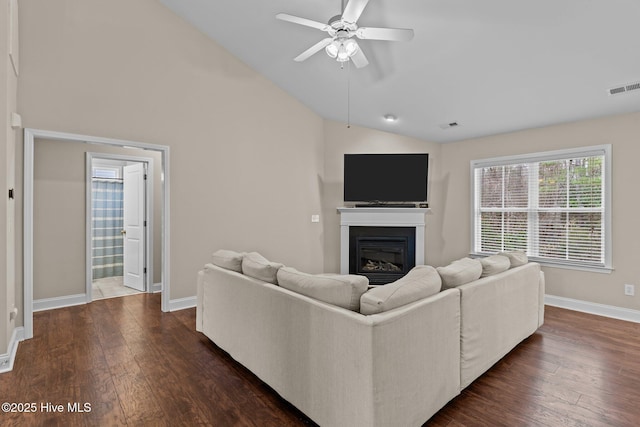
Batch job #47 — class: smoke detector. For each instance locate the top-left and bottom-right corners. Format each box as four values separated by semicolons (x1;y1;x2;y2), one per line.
439;122;460;130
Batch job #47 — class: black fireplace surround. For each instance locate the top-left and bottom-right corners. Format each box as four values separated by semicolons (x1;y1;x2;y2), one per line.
349;226;416;285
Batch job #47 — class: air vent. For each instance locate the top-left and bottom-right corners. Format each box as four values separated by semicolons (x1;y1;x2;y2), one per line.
608;81;640;96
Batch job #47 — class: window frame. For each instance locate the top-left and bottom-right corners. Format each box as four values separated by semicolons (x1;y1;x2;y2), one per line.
92;166;121;180
469;145;612;273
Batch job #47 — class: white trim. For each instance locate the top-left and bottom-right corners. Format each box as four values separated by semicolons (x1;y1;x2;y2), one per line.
169;296;197;311
0;327;24;374
545;294;640;324
471;145;610;168
337;207;430;275
152;282;162;293
23;128;171;340
33;294;87;312
470;252;614;274
86;152;155;302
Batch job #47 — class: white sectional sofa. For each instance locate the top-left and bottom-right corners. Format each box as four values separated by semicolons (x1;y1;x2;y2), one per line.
196;251;545;427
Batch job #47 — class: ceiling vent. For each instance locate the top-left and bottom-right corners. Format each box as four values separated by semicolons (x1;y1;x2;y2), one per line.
608;81;640;96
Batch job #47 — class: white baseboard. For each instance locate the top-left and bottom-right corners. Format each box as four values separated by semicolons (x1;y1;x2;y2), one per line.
0;327;25;374
33;293;87;312
169;296;197;311
545;294;640;324
151;282;162;293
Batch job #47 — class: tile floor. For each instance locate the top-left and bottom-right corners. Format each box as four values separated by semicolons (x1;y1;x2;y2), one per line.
92;276;143;300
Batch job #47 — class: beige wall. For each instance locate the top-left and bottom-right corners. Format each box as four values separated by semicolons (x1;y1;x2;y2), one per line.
322;121;444;273
440;112;640;310
1;0;18;356
18;0;325;301
33;139;162;300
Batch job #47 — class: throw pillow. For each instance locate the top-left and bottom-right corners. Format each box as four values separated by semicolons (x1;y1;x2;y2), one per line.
360;265;442;315
211;249;244;273
480;254;511;277
437;257;482;289
499;250;528;268
276;267;369;312
241;252;283;284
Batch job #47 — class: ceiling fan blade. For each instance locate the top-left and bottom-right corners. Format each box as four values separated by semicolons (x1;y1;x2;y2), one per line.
341;0;370;24
350;46;369;68
356;27;414;41
294;38;334;62
276;13;330;32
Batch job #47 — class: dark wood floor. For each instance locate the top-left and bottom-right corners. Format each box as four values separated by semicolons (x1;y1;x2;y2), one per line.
1;294;639;426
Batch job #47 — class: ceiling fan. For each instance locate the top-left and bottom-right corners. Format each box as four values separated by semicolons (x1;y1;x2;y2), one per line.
276;0;414;68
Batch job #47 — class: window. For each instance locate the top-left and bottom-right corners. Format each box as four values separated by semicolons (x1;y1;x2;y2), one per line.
471;145;611;271
93;167;120;179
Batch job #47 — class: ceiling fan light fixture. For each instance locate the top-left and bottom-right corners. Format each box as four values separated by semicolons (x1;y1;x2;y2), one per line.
336;43;350;61
343;38;358;56
325;41;339;58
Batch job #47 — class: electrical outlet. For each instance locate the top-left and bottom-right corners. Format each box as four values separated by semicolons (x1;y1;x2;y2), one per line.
624;284;635;296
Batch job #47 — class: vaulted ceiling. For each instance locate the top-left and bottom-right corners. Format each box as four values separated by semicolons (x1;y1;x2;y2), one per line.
159;0;640;143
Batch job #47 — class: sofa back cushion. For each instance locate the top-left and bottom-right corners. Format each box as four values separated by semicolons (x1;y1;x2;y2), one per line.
437;257;482;289
360;265;442;315
242;252;283;284
212;249;244;273
277;267;369;312
499;250;528;268
480;255;511;277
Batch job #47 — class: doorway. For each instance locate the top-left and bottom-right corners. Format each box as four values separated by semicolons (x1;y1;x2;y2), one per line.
88;155;153;301
23;128;171;340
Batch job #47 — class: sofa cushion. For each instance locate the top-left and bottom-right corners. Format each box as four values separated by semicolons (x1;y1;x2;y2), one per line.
360;265;442;315
437;257;482;289
499;250;529;268
241;252;283;284
480;255;511;277
277;267;369;312
211;249;244;273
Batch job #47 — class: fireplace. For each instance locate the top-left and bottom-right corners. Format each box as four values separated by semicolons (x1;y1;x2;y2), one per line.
338;206;429;284
349;227;416;285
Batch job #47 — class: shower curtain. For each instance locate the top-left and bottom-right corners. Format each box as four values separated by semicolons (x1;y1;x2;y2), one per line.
92;178;124;280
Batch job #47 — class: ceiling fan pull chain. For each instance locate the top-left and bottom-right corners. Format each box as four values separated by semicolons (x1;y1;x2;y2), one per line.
347;60;351;128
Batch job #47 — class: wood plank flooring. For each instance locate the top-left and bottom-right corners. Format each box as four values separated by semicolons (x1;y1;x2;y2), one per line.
1;294;639;426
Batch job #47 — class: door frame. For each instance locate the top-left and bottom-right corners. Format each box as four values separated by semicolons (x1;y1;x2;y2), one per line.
23;128;171;340
86;153;154;300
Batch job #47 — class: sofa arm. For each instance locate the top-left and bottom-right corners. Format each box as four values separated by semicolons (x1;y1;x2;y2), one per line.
196;269;205;332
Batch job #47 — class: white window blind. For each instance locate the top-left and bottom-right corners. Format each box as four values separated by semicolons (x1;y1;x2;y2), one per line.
471;145;611;270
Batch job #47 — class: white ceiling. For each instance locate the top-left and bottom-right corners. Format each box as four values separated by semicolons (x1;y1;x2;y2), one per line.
159;0;640;143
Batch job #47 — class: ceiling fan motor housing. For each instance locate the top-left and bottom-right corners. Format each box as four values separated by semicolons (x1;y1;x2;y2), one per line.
329;15;357;34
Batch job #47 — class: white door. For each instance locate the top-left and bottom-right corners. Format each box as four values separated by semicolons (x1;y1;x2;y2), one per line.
123;163;146;291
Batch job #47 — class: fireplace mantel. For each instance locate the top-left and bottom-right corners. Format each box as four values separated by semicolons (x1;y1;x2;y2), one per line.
337;207;430;275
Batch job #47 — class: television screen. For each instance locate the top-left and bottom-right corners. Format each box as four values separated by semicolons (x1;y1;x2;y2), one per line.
344;153;429;203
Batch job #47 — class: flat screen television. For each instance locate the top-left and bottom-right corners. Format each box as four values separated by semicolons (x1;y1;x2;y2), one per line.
343;153;429;204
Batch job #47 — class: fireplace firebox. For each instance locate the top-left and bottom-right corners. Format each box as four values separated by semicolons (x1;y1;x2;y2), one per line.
349;226;416;285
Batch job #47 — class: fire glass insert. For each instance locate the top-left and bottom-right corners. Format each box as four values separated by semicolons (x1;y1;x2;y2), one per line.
349;226;416;285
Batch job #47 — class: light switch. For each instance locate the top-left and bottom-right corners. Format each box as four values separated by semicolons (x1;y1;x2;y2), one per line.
311;215;320;223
